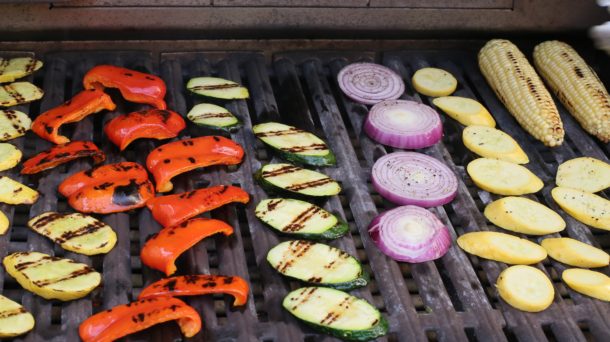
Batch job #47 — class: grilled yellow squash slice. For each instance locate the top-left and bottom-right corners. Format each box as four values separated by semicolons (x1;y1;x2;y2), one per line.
462;126;529;164
484;196;565;235
0;210;9;235
562;268;610;301
0;82;43;107
497;265;554;312
0;143;22;171
552;187;610;230
556;157;610;193
457;231;547;264
0;57;43;83
0;176;38;205
433;96;496;127
0;295;35;338
412;67;457;97
541;238;609;268
467;158;543;195
0;109;31;141
3;252;101;301
28;212;117;255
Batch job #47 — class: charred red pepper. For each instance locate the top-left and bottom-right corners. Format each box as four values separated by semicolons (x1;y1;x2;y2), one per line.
21;141;105;174
104;109;186;151
83;65;167;109
32;89;116;144
141;218;233;276
146;136;244;193
146;185;249;227
138;275;249;307
79;296;201;342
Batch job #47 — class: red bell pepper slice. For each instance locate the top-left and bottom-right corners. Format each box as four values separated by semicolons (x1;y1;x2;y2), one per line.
79;296;201;342
21;141;105;174
146;185;250;227
31;89;116;144
104;109;186;151
146;136;244;193
83;65;167;109
141;218;233;276
138;275;249;307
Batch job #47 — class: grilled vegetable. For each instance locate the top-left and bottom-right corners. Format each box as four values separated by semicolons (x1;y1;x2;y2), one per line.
79;297;201;342
0;295;35;338
412;67;457;97
3;251;101;301
552;187;610;230
496;265;554;312
141;218;233;276
457;231;547;264
533;40;610;143
555;157;610;193
253;122;335;166
478;39;564;147
104;109;185;151
187;103;240;131
255;198;348;240
0;143;22;171
432;96;496;127
83;65;167;109
0;109;31;141
0;82;43;107
337;62;405;105
187;76;249;99
0;210;9;235
283;287;388;341
31;89;116;144
0;57;43;83
21;141;105;174
467;158;543;195
59;161;147;197
255;163;341;198
462;125;529;164
541;238;609;268
28;212;117;255
146;185;249;227
484;197;565;235
0;176;38;205
562;268;610;302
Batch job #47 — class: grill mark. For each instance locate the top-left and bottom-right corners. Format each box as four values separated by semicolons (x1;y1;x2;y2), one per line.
25;58;37;73
191;112;233;119
320;297;353;325
13;256;55;271
30;212;64;228
291;287;318;311
282;206;321;232
266;199;283;212
2;84;26;104
55;221;107;243
33;266;95;287
255;127;306;138
0;59;9;74
286;178;334;192
261;165;301;178
280;143;328;153
0;307;26;319
276;240;313;273
190;83;239;90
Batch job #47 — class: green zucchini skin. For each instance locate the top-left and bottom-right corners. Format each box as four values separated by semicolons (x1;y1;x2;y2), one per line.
192;119;242;132
283;269;369;291
253;167;340;200
306;315;389;342
268;146;336;167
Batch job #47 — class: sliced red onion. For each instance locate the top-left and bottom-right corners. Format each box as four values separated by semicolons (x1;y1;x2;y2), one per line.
364;99;442;149
337;63;405;105
369;205;451;263
372;152;457;207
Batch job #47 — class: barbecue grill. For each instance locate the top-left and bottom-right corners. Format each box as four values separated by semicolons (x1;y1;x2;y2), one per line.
1;1;610;341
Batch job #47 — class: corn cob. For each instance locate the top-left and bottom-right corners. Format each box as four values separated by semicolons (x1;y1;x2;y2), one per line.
533;40;610;143
478;39;564;147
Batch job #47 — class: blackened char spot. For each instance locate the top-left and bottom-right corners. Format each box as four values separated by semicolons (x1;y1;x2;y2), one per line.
44;125;53;134
94;182;114;190
219;185;228;194
223;277;234;284
158;110;171;123
213;136;220;142
163;159;171;164
188;157;196;164
164;279;177;291
124;73;133;77
112;179;143;206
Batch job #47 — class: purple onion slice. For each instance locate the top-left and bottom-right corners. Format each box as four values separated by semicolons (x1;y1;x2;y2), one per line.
337;63;405;105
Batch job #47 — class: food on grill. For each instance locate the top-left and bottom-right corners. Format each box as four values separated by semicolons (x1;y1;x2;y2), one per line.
267;240;368;290
496;265;554;312
21;141;105;174
462;126;529;164
363;99;442;149
555;157;610;193
187;76;249;99
146;185;249;227
371;152;457;207
255;198;348;240
0;176;38;205
551;187;610;230
255;163;341;198
3;251;101;301
562;268;610;302
541;238;609;268
27;212;117;255
336;62;405;105
466;158;543;195
31;89;116;144
0;143;22;171
533;40;610;143
0;210;8;235
369;205;451;263
138;275;249;306
478;39;564;147
484;197;565;235
187;103;241;131
432;96;496;127
0;57;43;83
146;135;244;193
253;122;335;166
457;231;547;264
83;64;167;109
0;295;35;338
0;109;31;141
104;109;185;151
283;287;388;341
412;67;457;97
78;297;201;342
141;218;233;276
0;82;43;107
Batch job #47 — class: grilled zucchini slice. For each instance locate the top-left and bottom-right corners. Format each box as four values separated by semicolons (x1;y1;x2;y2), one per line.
0;143;22;171
552;187;610;230
0;295;35;338
0;57;43;83
187;103;241;131
255;198;348;239
253;122;335;166
3;251;101;301
28;212;117;255
255;163;341;198
0;82;43;107
283;287;388;341
0;176;38;205
0;109;31;141
187;77;249;99
0;210;9;235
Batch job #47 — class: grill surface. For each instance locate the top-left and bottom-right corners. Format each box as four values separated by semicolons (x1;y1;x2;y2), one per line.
0;44;609;341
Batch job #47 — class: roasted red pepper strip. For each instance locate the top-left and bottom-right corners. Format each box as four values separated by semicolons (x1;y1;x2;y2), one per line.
104;109;186;151
32;89;116;144
59;162;147;197
146;185;249;227
146;136;244;193
141;218;233;276
79;296;201;342
83;65;167;109
21;141;105;174
138;275;249;307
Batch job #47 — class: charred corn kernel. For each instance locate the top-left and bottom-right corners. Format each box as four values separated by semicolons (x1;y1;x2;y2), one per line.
533;40;610;143
478;39;564;147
